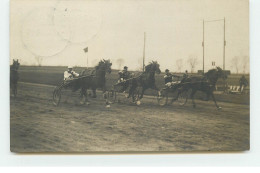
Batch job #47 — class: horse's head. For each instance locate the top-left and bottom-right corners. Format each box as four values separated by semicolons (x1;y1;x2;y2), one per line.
103;59;112;74
205;66;227;85
12;59;20;70
216;66;227;80
145;61;161;74
96;59;112;74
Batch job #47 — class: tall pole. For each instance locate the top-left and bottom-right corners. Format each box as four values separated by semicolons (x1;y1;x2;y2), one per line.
203;20;205;73
87;52;89;68
223;17;226;70
203;18;226;72
143;32;146;72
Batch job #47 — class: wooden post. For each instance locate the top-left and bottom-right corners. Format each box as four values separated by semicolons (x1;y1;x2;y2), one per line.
223;17;226;70
87;52;89;68
143;32;146;72
203;19;205;73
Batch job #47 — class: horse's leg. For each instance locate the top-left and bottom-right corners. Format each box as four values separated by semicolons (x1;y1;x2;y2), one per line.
80;88;89;105
190;89;197;108
205;91;210;101
92;89;97;98
152;85;161;98
14;83;17;98
11;83;14;97
102;87;111;106
139;87;145;99
128;85;134;98
210;91;221;109
80;88;85;104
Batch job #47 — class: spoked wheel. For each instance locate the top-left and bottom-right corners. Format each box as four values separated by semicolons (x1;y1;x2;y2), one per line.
53;87;62;106
178;89;189;106
157;89;168;106
107;90;117;103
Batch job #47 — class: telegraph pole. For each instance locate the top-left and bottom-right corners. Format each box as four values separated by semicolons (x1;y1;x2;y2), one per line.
202;19;205;73
223;17;226;70
143;32;146;72
203;18;226;72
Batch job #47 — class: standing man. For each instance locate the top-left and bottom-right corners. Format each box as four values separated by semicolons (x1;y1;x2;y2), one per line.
239;75;248;92
64;66;79;81
183;70;188;78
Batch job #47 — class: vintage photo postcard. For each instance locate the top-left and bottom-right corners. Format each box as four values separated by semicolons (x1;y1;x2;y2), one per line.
10;0;249;152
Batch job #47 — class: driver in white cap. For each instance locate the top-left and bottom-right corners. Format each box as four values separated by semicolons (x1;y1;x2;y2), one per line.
64;66;79;81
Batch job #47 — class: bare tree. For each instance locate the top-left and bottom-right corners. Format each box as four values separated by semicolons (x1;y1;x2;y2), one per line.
241;56;249;74
231;56;239;74
116;58;124;70
176;59;183;72
187;56;198;73
35;56;43;66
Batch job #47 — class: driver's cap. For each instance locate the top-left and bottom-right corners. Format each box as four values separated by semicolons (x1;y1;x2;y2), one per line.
68;65;73;69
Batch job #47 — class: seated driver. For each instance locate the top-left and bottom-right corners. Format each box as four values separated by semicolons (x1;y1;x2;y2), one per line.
164;69;181;87
64;66;79;81
164;69;173;84
118;66;131;83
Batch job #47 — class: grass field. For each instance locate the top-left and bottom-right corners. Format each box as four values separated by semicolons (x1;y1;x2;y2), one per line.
10;82;249;152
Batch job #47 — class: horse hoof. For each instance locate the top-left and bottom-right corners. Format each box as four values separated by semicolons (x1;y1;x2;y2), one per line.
80;101;85;105
86;102;90;105
106;105;111;108
217;106;222;110
136;101;141;105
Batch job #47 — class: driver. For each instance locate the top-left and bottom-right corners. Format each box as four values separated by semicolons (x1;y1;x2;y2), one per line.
118;66;131;83
164;69;181;87
64;66;79;81
164;69;173;84
181;70;189;83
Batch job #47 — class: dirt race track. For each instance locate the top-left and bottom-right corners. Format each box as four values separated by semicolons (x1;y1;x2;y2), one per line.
10;82;249;152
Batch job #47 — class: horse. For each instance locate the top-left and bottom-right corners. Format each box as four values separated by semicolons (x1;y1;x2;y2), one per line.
127;61;161;102
10;59;20;98
176;67;227;109
77;59;112;105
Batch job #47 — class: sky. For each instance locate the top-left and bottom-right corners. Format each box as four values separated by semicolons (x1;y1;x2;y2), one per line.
10;0;249;73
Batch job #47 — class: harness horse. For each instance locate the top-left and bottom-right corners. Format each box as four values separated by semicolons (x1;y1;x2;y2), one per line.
109;61;161;104
158;67;227;109
53;59;112;106
10;59;20;98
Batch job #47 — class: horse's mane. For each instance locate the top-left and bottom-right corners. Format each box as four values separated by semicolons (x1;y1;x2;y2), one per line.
145;61;159;72
94;59;112;70
205;67;222;76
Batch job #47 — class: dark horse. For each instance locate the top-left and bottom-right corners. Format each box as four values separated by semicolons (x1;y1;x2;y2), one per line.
76;59;112;105
10;59;20;98
177;67;227;109
127;61;161;102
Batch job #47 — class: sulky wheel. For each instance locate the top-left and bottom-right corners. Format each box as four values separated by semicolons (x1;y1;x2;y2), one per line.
157;89;168;106
53;87;62;106
178;89;189;106
107;90;117;103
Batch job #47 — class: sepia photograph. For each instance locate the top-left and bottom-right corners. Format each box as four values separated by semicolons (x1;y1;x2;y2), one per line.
10;0;249;152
